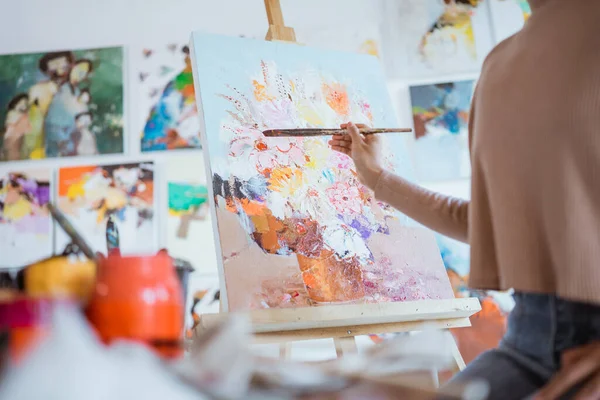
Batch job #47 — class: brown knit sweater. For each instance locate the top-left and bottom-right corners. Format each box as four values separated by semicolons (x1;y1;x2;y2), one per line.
375;0;600;305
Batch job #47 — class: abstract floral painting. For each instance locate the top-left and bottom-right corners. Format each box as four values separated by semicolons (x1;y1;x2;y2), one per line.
0;169;52;267
0;47;124;161
56;162;155;255
190;33;453;311
166;155;216;275
410;80;475;182
135;43;200;152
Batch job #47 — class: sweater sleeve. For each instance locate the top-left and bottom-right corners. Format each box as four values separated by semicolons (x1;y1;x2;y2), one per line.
373;171;470;243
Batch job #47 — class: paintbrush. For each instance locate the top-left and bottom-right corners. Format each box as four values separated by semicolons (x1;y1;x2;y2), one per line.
47;203;97;261
262;128;412;137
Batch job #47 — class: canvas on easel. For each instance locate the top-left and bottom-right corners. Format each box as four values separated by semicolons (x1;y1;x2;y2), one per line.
190;32;455;313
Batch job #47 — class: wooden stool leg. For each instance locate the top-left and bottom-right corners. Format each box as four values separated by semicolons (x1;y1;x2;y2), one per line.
334;336;358;358
447;331;466;371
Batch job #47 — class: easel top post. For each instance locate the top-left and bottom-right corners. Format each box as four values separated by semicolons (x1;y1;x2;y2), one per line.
264;0;286;27
264;0;297;42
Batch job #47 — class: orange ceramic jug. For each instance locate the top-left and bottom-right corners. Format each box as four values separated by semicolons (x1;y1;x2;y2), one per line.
85;251;184;358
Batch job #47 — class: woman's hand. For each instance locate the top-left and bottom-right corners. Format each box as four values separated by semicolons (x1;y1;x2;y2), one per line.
328;122;384;190
534;342;600;400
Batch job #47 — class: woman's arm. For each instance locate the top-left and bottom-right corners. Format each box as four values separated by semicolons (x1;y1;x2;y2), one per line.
374;171;469;243
330;122;469;243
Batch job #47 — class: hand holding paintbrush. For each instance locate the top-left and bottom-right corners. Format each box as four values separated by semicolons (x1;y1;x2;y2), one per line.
327;122;387;190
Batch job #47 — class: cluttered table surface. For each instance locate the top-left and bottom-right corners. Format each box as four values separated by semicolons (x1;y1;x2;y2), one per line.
0;203;489;399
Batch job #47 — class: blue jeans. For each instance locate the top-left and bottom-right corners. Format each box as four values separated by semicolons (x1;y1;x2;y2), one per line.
446;293;600;399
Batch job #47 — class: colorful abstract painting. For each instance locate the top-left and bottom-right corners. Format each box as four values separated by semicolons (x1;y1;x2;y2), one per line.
0;169;52;268
382;0;483;77
436;234;514;364
0;47;124;161
489;0;531;42
166;155;217;275
409;80;475;182
135;43;200;152
56;162;155;255
185;275;220;339
190;33;453;312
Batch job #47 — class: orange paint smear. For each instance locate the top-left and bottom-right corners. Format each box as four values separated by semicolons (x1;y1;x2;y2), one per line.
322;83;350;116
252;80;273;102
58;166;96;196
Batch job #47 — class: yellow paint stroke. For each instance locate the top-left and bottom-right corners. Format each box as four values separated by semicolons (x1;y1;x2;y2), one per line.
359;40;379;58
66;178;87;201
295;101;324;126
268;167;304;197
304;139;329;170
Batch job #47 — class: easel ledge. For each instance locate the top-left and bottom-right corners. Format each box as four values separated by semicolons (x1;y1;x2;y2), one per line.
196;298;480;342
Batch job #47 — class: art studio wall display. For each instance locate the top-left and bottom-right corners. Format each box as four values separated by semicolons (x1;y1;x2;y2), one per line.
190;32;454;312
381;0;489;78
488;0;530;42
56;162;156;255
0;169;52;268
0;47;124;161
166;154;217;275
134;43;201;152
409;79;475;182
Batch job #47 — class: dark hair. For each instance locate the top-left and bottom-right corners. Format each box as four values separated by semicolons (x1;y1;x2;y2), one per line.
182;45;190;55
38;51;74;74
6;94;28;111
74;111;92;122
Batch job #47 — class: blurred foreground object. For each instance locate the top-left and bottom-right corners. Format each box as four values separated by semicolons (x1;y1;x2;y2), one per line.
0;297;72;364
0;307;489;399
24;255;96;304
86;251;184;359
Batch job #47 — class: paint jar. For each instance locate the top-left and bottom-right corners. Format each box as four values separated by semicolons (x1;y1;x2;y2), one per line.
86;251;184;359
0;297;58;364
296;249;365;303
24;255;96;304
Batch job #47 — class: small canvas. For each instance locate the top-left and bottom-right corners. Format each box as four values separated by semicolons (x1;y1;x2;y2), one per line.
190;33;454;312
165;154;217;275
57;162;155;255
489;0;530;42
0;47;124;161
383;0;482;77
409;80;475;182
0;169;52;268
134;43;201;152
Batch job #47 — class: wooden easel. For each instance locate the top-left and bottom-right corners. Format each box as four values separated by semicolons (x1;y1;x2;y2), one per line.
193;0;480;379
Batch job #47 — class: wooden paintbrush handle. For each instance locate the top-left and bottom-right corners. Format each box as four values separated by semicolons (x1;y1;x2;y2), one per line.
262;128;412;137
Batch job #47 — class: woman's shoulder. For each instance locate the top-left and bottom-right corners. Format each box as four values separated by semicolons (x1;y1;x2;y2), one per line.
481;34;519;68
